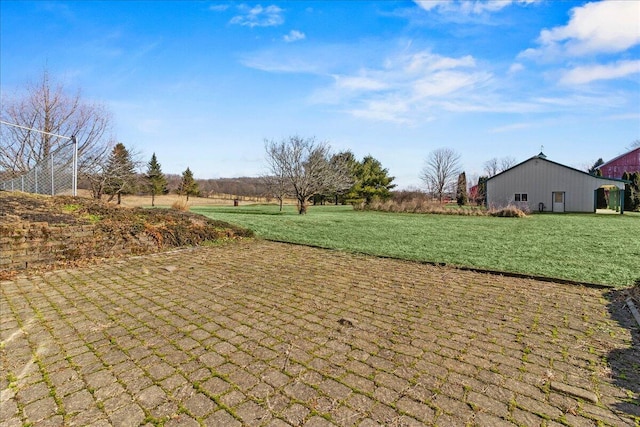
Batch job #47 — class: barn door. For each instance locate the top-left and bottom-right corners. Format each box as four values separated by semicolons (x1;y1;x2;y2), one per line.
553;192;565;212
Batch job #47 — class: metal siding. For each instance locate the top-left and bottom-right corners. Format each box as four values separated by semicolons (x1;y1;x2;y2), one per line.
487;158;625;212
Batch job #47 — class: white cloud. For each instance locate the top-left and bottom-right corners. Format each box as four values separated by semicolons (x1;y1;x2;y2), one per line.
405;52;475;72
414;0;538;15
606;113;640;121
240;50;323;74
413;70;490;97
321;51;493;123
209;4;230;12
283;30;305;43
560;60;640;85
334;75;388;91
414;0;448;12
490;122;535;133
230;4;284;28
241;39;632;124
508;63;524;73
240;43;353;74
349;99;413;124
522;1;640;58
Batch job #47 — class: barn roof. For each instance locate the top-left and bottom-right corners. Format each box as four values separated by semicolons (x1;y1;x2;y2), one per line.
486;153;630;185
598;147;640;168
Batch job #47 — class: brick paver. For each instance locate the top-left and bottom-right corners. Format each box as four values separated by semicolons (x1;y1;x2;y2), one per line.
1;240;638;426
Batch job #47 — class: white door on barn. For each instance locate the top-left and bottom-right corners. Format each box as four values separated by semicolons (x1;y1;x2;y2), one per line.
553;192;565;212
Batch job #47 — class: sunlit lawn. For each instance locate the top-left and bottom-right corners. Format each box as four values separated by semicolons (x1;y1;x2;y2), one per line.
193;204;640;287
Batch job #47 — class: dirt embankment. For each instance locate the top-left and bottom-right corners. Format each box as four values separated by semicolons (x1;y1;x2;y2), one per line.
0;192;253;277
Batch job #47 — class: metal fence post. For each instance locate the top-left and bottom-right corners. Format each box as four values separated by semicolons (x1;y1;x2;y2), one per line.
51;152;55;195
72;135;78;196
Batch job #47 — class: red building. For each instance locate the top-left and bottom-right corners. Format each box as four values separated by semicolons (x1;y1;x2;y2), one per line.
598;147;640;179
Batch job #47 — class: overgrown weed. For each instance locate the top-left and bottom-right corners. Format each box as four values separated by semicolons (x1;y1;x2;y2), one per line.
354;198;527;218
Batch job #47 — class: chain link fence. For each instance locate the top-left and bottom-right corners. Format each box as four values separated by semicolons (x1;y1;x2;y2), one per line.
0;138;77;196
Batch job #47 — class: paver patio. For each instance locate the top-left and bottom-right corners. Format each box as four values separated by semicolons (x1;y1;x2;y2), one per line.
1;240;638;426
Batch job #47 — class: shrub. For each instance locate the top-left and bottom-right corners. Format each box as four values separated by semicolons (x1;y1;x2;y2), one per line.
354;197;489;216
392;190;430;204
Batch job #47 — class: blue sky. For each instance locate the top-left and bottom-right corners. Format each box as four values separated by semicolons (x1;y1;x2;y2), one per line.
1;0;639;188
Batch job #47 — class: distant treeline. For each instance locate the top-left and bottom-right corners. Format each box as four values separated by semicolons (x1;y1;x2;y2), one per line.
165;175;269;199
75;174;270;200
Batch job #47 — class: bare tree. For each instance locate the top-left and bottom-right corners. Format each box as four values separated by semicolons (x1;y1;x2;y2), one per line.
483;158;500;177
325;151;356;205
627;139;640;150
484;156;517;177
420;148;462;203
0;69;113;184
262;172;290;211
264;136;351;214
500;156;517;172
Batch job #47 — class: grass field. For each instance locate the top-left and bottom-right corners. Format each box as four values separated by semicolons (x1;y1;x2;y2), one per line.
192;204;640;287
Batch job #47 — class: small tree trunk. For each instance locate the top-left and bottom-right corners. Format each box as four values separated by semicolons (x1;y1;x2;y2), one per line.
279;198;283;212
151;192;156;207
117;192;122;205
298;198;307;214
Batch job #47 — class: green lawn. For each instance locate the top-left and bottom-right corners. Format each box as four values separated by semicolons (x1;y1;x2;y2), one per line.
193;204;640;287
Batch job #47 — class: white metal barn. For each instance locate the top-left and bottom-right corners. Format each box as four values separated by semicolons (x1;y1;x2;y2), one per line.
486;153;628;213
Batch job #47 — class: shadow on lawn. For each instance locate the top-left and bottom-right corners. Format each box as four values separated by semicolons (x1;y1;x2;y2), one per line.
605;286;640;418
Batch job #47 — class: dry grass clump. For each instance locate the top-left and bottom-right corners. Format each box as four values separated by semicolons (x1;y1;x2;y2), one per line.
171;198;190;211
354;199;487;216
354;197;528;218
488;205;528;218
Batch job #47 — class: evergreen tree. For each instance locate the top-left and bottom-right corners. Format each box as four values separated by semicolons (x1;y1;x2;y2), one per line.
146;153;167;207
476;176;488;206
456;172;468;206
346;155;396;204
178;167;199;201
630;172;640;211
104;143;137;205
588;158;604;175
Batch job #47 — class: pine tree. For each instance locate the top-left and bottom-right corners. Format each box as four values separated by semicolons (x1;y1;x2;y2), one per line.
178;167;199;201
346;155;396;204
146;153;167;207
104;143;137;205
456;172;468;206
